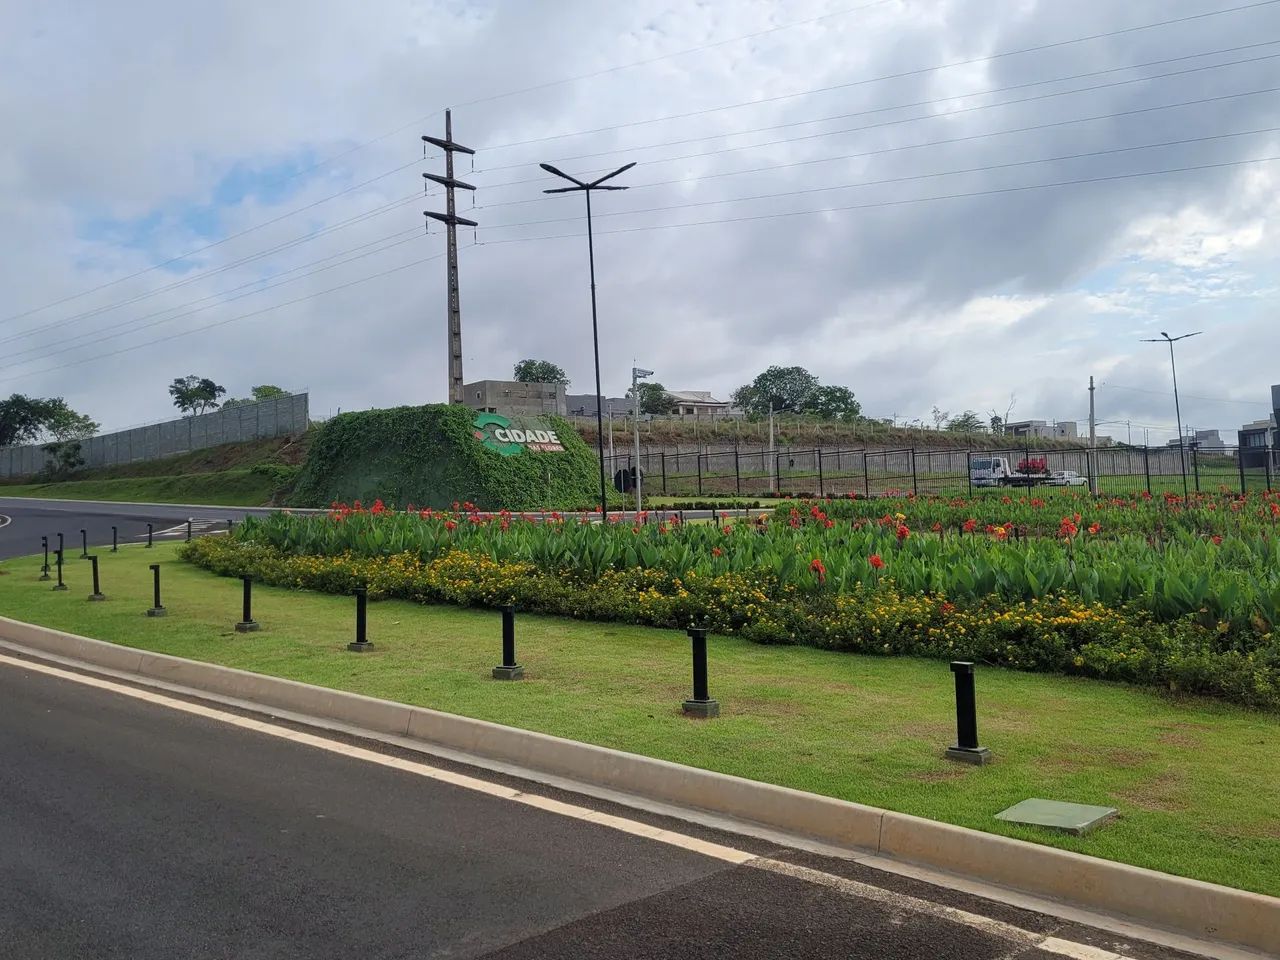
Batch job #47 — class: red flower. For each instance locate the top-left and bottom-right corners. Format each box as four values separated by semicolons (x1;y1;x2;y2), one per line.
931;522;943;533
1059;518;1078;538
809;557;827;583
711;547;723;557
868;554;885;570
444;520;457;532
962;519;978;533
1087;522;1101;535
722;526;733;535
896;524;910;541
1211;535;1223;545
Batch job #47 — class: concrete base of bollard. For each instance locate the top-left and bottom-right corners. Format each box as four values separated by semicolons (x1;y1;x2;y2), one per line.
945;746;993;765
235;621;260;633
146;608;167;618
492;665;524;680
682;699;720;719
346;641;374;653
88;594;106;602
52;584;68;592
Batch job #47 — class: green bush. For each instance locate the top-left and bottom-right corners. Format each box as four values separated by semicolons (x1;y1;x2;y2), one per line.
290;404;609;510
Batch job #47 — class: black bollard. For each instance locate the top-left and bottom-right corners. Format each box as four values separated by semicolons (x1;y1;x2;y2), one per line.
682;626;719;718
492;604;523;680
147;564;166;617
57;532;64;560
39;536;50;580
146;523;153;548
944;662;992;764
235;576;259;633
186;519;192;542
227;518;235;532
112;526;118;552
52;549;67;591
87;556;105;601
347;587;373;652
80;529;88;559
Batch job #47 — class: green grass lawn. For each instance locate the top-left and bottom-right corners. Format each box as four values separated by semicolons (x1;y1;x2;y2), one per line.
0;470;278;506
1;543;1276;896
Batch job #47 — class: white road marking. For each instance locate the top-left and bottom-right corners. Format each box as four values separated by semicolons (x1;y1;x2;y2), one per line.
138;518;224;540
0;652;1140;959
0;514;11;530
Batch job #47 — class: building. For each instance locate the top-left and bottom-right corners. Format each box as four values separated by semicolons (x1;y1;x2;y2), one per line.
463;380;566;417
1003;420;1078;440
565;394;632;418
1236;384;1280;468
1167;429;1228;453
665;390;733;418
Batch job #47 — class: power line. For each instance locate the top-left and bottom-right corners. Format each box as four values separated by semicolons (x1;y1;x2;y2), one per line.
0;251;446;385
481;127;1280;231
478;2;1280;152
474;85;1280;211
476;47;1280;175
1100;382;1274;408
450;0;902;114
0;160;426;328
0;191;428;345
472;153;1280;243
0;229;426;368
0;1;899;330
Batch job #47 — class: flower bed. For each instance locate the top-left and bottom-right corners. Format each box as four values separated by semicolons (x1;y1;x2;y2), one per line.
181;498;1280;708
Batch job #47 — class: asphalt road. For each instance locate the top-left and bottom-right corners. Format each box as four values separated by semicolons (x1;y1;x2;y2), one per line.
0;496;270;561
0;655;1203;960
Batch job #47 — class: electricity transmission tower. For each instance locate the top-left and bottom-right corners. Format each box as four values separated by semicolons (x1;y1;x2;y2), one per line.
422;110;476;405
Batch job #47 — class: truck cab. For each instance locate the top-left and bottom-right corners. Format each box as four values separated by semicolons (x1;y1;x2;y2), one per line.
970;456;1013;487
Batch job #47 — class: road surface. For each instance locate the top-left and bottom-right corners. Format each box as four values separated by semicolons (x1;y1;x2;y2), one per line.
0;652;1206;960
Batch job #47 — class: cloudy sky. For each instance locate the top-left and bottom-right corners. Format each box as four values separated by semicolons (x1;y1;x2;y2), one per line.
2;0;1278;442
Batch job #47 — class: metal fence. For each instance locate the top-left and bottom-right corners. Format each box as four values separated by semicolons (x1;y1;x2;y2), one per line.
604;443;1279;499
0;393;309;479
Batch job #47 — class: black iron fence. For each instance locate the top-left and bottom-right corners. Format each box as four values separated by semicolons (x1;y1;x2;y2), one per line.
605;444;1279;499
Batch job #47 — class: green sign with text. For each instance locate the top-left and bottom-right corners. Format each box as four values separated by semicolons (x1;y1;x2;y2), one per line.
472;412;566;457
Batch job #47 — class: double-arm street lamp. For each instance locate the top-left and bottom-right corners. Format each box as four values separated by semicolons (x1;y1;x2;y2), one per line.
540;160;636;521
1141;330;1201;501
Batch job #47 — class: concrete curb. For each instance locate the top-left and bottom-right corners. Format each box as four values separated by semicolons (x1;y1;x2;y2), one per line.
1;615;1276;956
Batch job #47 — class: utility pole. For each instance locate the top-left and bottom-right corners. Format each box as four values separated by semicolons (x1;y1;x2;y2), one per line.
1088;376;1098;496
632;366;653;512
768;401;777;494
422;110;476;405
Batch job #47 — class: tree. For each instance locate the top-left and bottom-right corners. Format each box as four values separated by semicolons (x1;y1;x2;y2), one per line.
947;410;986;433
513;359;570;385
988;393;1016;434
223;384;290;408
732;366;820;418
40;440;86;479
625;381;675;415
169;375;226;416
930;406;950;431
0;394;97;447
804;384;862;422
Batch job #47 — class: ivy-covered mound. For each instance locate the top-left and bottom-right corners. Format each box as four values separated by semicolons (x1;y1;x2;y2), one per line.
290;404;604;510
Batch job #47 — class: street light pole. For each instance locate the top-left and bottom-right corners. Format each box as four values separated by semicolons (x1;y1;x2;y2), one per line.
541;160;636;522
1142;330;1201;501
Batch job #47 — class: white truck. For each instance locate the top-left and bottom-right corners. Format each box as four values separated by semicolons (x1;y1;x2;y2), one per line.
969;456;1051;488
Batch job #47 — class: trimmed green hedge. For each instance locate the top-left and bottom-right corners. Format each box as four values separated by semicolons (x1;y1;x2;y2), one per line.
290;404;608;510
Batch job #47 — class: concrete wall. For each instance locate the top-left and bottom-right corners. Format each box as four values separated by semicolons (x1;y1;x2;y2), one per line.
465;380;567;417
0;393;309;479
